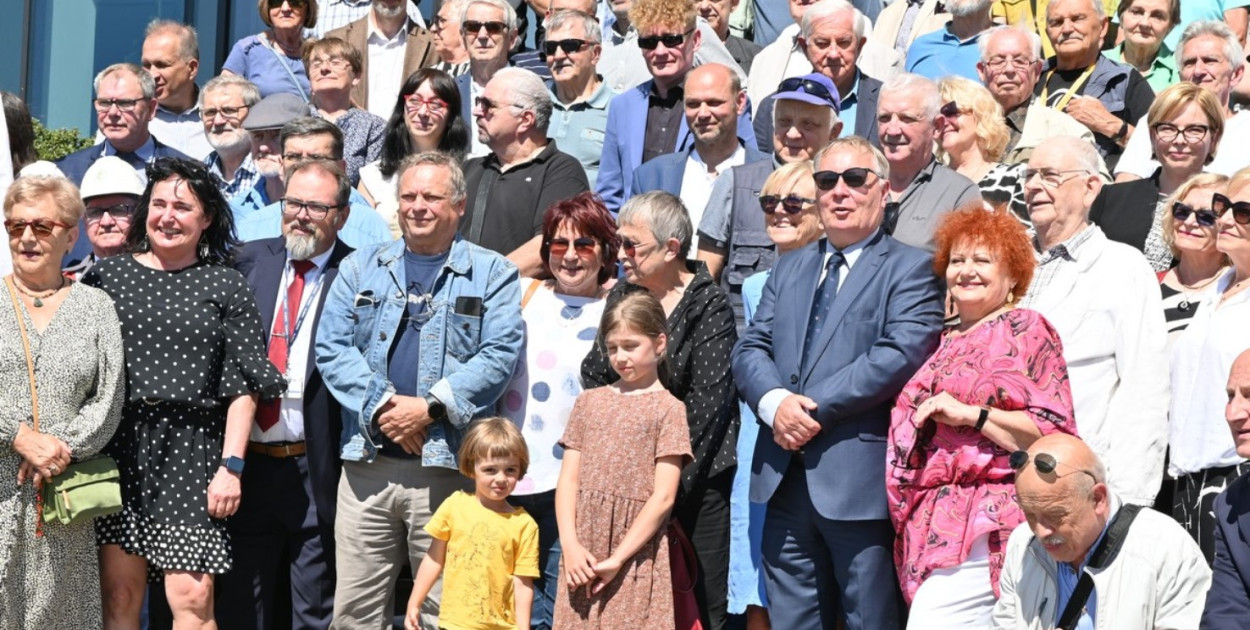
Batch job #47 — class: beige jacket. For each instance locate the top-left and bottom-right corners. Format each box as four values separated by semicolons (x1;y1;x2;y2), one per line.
326;15;439;113
872;0;950;52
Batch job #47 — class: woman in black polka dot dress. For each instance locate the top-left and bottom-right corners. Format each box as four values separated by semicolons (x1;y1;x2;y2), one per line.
84;158;284;628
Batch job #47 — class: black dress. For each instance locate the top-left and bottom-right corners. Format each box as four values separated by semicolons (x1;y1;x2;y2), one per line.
85;254;283;576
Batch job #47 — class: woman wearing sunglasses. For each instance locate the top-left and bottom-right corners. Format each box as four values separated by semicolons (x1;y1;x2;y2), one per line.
498;192;617;630
1090;82;1224;272
1168;167;1250;561
1157;173;1230;349
222;0;319;99
0;176;125;628
87;158;284;628
887;205;1076;627
359;68;469;238
935;77;1027;223
302;37;387;188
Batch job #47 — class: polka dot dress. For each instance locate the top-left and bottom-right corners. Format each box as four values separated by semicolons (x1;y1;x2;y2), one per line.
84;254;284;577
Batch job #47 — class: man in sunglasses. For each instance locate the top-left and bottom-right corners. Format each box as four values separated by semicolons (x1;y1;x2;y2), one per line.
324;0;440;118
597;0;745;94
201;75;263;201
1019;136;1169;509
994;433;1209;630
732;136;945;630
63;156;145;279
545;9;614;187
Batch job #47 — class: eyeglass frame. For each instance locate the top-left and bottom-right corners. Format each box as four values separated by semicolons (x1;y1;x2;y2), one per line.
1151;122;1210;144
1213;192;1250;225
812;167;881;191
4;218;74;238
1171;201;1218;228
200;105;250;121
405;93;450;114
759;194;817;215
85;202;138;224
281;197;343;220
983;55;1038;71
94;98;150;113
1023;168;1091;189
638;28;696;51
546;236;598;258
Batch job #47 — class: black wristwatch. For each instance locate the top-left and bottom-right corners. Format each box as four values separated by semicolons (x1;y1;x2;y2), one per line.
1112;120;1129;142
221;455;245;476
425;395;447;421
974;408;990;432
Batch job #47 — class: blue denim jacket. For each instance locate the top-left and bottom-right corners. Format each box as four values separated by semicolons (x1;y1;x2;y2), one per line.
314;236;523;467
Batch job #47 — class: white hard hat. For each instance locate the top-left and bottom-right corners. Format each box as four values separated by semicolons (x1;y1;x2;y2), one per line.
80;156;146;200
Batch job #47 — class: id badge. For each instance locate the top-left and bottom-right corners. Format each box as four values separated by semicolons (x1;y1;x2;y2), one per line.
284;371;305;401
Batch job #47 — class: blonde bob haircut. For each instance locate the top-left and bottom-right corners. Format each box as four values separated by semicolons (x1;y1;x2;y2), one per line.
1148;82;1224;166
630;0;698;33
458;417;530;478
936;76;1009;163
258;0;319;29
1160;172;1230;258
760;160;816;197
4;176;86;225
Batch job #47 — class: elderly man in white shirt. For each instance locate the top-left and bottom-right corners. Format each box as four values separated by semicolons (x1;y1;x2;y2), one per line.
1018;136;1170;508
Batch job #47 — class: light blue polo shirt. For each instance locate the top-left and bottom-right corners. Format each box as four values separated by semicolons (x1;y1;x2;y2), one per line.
905;25;985;82
547;79;617;187
839;73;861;139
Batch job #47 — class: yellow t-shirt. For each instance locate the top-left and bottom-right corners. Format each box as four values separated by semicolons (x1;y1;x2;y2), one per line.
425;491;541;630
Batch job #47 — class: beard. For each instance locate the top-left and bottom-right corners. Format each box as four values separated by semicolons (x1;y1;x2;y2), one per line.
284;231;320;260
207;127;251;154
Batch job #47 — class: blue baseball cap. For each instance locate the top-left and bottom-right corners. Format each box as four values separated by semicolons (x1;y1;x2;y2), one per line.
771;73;841;110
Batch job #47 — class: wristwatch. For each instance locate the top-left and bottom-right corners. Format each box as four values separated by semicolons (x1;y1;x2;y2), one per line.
221;455;245;476
1112;120;1129;142
424;394;447;421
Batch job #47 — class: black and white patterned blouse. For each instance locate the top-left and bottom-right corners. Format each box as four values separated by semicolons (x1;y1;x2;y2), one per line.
328;107;387;187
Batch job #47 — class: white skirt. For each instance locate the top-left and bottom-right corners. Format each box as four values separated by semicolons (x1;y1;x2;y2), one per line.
906;533;997;629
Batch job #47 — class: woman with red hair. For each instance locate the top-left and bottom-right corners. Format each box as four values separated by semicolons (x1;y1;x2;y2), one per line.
886;205;1078;627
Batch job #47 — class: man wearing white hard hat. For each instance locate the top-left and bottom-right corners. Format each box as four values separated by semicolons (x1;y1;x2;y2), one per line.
63;155;146;279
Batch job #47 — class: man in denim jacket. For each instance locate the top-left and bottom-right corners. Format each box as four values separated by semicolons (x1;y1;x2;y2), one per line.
315;151;524;629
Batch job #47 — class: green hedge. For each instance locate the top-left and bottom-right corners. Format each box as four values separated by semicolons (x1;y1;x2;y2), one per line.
32;118;92;162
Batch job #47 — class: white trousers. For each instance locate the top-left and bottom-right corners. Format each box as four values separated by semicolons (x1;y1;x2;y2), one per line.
906;534;997;630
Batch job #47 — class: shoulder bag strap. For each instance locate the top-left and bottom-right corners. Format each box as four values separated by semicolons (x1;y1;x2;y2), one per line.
6;276;39;431
520;279;542;310
1056;504;1144;630
262;35;309;102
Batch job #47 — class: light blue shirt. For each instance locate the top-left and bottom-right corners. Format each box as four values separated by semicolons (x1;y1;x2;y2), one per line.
1054;504;1120;630
904;25;984;82
547;79;616;187
234;187;394;251
839;74;860;139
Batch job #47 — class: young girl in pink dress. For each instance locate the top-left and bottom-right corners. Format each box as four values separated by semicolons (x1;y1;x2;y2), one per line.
552;292;692;629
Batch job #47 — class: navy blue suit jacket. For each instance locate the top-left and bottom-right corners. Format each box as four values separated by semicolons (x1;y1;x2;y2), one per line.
752;73;883;154
628;142;769;199
1204;471;1250;628
232;237;353;538
731;232;943;520
456;72;474;127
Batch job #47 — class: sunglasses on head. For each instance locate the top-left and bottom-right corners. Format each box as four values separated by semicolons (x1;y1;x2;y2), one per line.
4;218;73;238
544;38;590;56
775;77;838;108
759;194;816;215
1213;193;1250;225
1171;201;1218;228
1008;450;1098;482
548;237;597;257
813;167;879;191
939;101;962;118
638;28;695;50
463;20;508;35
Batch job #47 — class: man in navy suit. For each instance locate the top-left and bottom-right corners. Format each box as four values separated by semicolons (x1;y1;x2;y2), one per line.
731;135;944;630
215;159;354;630
629;63;767;252
1204;349;1250;629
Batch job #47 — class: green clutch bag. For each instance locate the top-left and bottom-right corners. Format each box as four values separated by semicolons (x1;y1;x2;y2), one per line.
40;457;124;525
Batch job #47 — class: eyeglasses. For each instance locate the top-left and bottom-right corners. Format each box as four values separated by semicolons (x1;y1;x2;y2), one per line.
759;194;816;214
1152;122;1210;144
1023;168;1088;188
94;98;147;113
200;105;249;121
85;203;137;223
620;237;656;257
463;20;508;35
548;237;597;258
638;28;695;50
4;218;73;238
282;152;334;162
282;197;340;219
812;167;880;191
405;94;449;114
476;96;521;115
775;77;839;108
267;0;307;9
984;55;1036;70
309;56;350;71
1171;201;1218;228
1009;450;1098;483
939;101;963;118
544;38;590;56
1213;193;1250;225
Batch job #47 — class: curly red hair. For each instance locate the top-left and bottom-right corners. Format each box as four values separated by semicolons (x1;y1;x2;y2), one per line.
932;203;1036;298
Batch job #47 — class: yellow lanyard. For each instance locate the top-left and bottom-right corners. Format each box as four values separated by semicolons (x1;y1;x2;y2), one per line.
1039;64;1097;112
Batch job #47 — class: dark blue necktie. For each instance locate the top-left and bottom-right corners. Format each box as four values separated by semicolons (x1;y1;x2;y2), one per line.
803;251;846;363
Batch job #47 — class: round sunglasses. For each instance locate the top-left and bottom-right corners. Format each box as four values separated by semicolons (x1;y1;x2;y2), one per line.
1213;193;1250;225
759;194;816;214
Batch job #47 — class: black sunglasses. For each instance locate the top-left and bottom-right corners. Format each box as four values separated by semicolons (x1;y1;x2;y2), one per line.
776;77;838;108
548;237;596;257
939;101;962;118
85;203;137;223
1213;193;1250;225
463;20;508;35
813;167;879;191
544;38;590;56
1008;451;1098;482
267;0;307;8
1171;201;1218;228
638;28;695;50
759;194;816;215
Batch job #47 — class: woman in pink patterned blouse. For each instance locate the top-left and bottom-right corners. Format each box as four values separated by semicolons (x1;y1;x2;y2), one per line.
886;205;1078;627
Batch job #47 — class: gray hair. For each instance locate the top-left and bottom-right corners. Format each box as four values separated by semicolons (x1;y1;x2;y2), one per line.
199;74;262;109
880;73;940;120
94;63;157;100
546;9;602;44
280;116;345;160
801;0;871;40
978;24;1043;62
284;159;351;209
1180;20;1246;73
495;67;553;131
619;191;694;259
461;0;519;33
1047;0;1105;22
145;19;199;61
1038;136;1102;174
813;135;890;181
398;151;468;204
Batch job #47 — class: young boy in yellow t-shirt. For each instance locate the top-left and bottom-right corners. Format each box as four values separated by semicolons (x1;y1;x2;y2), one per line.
405;417;540;630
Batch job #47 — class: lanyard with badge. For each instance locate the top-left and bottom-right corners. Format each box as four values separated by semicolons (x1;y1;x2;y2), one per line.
1039;64;1096;112
278;262;324;400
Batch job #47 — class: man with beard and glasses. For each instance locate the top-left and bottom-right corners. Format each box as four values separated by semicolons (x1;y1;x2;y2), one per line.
217;159;355;630
201;75;262;201
545;8;616;187
326;0;440;118
63;156;145;279
630;63;767;254
235;115;393;249
905;0;994;81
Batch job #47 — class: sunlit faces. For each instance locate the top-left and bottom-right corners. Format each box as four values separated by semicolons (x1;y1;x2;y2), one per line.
684;67;743;147
1226;354;1250;459
763;176;823;250
977;29;1042;111
936;102;977;155
1179;34;1243;102
945;239;1014;318
405;81;451;146
396;164;464;248
7;196;78;273
462;4;516;64
95;72;155;149
772;100;837;163
876;91;935;166
605;324;668;386
1016;471;1108;566
145;177;212;255
251;128;284;178
1022;143;1100;231
545;22;600;85
431;2;468;58
308;53;358;94
141;32;198;106
269;0;306;31
282;167;346;260
473;80;524;146
1150;101;1215;174
639;22;700;86
84;194;136;255
1216;183;1250;259
814;146;888;246
473;456;521;508
548;221;604;296
1171;186;1222;256
1120;0;1173;51
201;87;252;153
617;221;673;285
800;11;863;91
1045;0;1108;63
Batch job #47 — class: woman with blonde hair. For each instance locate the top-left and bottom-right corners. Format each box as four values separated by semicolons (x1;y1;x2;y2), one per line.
936;76;1026;221
1157;172;1230;346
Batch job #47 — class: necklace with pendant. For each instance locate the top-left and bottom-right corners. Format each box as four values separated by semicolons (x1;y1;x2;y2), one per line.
1177;274;1222;312
14;277;65;308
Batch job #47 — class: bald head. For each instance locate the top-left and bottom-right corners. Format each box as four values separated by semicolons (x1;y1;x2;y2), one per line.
1015;434;1110;567
1228;349;1250;458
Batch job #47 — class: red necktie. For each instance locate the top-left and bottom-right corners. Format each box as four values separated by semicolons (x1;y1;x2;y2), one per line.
257;260;316;432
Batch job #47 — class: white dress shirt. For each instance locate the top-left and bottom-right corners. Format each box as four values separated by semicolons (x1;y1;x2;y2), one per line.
681;144;747;255
309;0;425;39
252;246;335;443
366;14;410;119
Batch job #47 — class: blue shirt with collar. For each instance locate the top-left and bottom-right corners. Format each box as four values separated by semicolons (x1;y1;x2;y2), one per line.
840;72;861;140
904;25;984;82
233;184;394;251
1054;504;1120;630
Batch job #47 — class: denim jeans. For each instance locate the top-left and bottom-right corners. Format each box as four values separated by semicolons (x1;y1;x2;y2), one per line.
509;489;561;630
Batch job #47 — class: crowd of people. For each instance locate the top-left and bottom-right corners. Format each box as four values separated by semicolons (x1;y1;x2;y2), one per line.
4;0;1250;628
